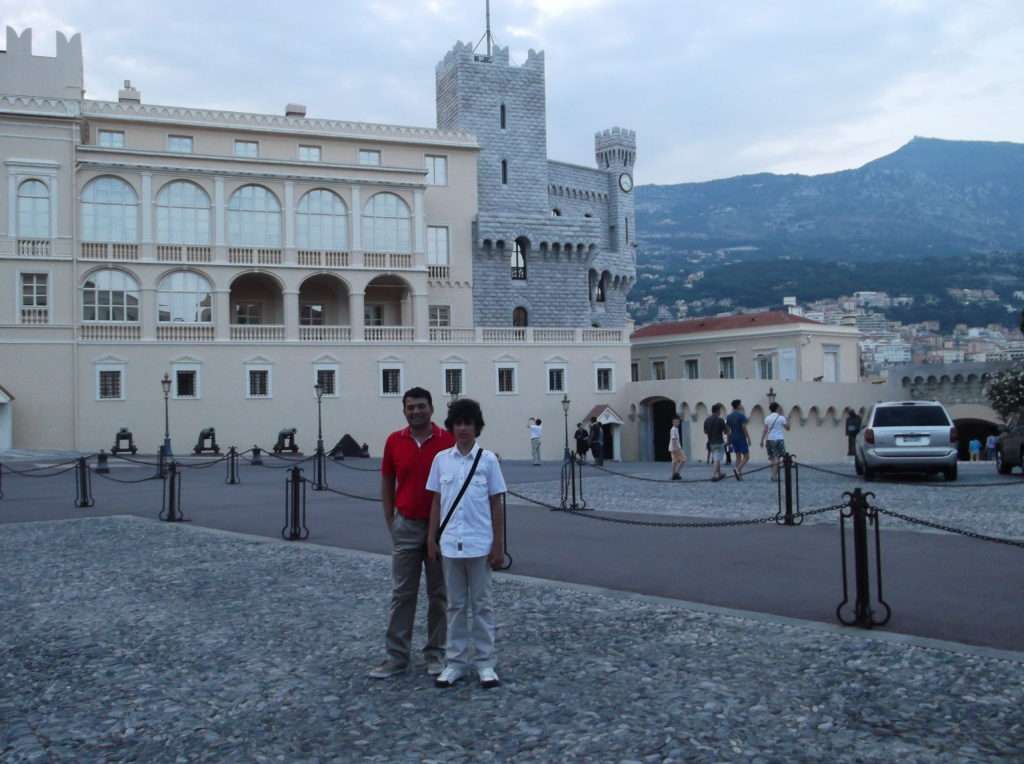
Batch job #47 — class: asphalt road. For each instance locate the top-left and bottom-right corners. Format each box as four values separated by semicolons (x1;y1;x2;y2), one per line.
2;454;1022;652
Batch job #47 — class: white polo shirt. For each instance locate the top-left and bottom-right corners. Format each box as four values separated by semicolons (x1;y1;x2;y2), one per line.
529;423;543;440
426;443;507;558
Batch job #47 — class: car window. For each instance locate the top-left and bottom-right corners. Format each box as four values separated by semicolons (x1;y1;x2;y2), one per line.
872;406;950;427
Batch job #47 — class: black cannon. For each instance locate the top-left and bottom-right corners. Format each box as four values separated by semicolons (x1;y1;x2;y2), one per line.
193;427;221;455
273;428;299;454
111;427;137;455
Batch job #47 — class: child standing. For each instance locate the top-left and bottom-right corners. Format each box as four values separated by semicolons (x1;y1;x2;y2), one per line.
427;398;507;689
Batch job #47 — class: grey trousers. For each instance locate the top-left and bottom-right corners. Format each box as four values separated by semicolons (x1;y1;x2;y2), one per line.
386;514;447;665
531;438;541;464
442;555;496;671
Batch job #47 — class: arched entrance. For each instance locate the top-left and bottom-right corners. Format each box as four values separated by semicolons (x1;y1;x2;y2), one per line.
651;399;677;462
954;418;1000;461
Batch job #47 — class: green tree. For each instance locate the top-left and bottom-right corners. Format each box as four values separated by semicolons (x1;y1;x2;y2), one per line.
986;364;1024;420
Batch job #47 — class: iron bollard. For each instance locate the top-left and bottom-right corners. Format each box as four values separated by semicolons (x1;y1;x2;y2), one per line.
312;444;328;491
836;488;891;628
282;465;309;540
251;445;263;466
0;461;4;500
155;447;166;478
75;456;95;508
782;453;797;526
225;446;240;485
159;460;186;522
497;493;513;570
96;449;110;475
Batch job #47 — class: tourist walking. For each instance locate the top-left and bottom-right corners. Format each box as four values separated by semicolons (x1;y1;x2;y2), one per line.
845;408;862;457
985;433;998;461
702;404;730;482
427;398;507;689
760;401;790;482
369;387;455;679
528;417;543;465
573;422;590;462
969;438;982;462
669;416;687;480
726;399;751;480
589;417;605;466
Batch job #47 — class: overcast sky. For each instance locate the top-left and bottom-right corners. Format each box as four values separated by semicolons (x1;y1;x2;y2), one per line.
4;0;1023;184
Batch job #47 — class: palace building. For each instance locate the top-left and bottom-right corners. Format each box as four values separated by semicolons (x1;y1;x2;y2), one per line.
0;27;635;459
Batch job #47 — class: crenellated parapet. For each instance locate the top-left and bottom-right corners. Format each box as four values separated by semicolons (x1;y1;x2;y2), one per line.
0;27;83;100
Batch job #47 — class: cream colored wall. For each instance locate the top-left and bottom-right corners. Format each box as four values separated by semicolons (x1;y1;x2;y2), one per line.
0;342;75;448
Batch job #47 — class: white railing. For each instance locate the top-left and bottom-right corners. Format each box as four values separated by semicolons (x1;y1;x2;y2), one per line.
299;325;353;342
156;324;215;342
364;326;415;343
364;252;413;269
81;242;139;260
157;245;213;263
228;247;282;265
17;239;50;257
427;265;450;280
79;323;142;341
533;328;576;343
582;328;623;343
429;327;476;343
230;324;285;341
481;328;527;343
297;250;350;268
324;251;350;268
19;307;49;325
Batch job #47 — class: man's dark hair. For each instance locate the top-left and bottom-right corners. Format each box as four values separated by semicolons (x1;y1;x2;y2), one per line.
535;418;542;425
769;402;781;413
711;403;722;414
576;422;582;427
590;416;597;423
445;397;485;436
402;387;433;408
731;399;742;409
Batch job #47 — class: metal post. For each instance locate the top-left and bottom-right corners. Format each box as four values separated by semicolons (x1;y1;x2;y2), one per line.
282;466;309;540
225;446;240;485
836;488;891;629
74;456;95;508
96;449;110;475
0;461;4;500
160;460;185;522
156;446;166;478
251;445;263;466
783;453;795;526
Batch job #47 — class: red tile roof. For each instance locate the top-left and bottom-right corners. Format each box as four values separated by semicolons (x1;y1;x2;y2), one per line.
631;311;821;340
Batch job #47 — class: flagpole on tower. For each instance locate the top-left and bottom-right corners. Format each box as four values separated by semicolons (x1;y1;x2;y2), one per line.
475;0;496;59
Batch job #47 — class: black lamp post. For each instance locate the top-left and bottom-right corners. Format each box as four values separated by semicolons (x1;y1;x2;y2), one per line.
559;393;583;510
561;393;571;461
161;372;173;457
766;386;777;406
313;381;327;490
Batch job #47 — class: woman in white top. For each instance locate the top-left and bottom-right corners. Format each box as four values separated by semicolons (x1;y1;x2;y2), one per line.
759;401;791;482
668;416;686;480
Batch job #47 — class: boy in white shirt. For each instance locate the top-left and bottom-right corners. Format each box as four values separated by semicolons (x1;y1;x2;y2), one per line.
427;398;507;689
760;401;791;482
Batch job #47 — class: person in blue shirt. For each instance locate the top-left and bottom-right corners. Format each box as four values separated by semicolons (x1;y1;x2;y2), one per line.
725;399;752;480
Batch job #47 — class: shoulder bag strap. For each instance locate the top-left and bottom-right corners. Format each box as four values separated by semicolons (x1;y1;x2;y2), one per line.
436;448;484;544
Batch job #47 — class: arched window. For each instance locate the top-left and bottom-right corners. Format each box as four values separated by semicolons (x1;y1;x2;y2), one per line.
81;176;138;242
156;181;210;245
82;269;140;322
597;271;610;302
157;271;213;323
17;180;50;238
361;192;410;252
227;185;281;247
511;238;527;280
588;269;599;303
501;159;508;185
297;189;348;250
512;307;528;327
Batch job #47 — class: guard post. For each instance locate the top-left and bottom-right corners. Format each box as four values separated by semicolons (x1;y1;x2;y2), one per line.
836;488;891;629
282;465;309;540
225;446;240;485
96;449;110;475
74;456;95;508
251;445;263;466
159;460;185;522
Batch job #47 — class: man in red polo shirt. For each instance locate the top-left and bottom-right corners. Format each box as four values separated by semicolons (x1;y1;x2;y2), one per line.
369;386;455;678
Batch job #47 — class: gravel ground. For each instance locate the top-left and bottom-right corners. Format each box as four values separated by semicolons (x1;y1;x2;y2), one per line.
2;516;1022;763
508;461;1024;540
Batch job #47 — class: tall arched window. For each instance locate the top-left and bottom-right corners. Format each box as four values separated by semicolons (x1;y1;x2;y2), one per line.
511;238;527;280
501;159;508;185
500;103;507;129
361;192;410;253
81;176;138;242
156;181;211;245
82;269;140;322
512;307;528;327
597;271;610;302
157;271;213;323
227;185;281;247
297;189;348;250
17;180;50;238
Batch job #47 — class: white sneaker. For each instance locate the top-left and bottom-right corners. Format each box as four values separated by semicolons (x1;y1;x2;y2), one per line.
425;656;445;676
478;667;501;689
434;666;465;688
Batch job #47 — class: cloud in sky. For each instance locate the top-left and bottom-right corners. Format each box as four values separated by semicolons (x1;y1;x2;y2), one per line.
1;0;1021;183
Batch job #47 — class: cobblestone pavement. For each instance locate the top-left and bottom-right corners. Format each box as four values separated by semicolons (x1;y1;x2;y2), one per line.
2;517;1022;763
509;461;1024;540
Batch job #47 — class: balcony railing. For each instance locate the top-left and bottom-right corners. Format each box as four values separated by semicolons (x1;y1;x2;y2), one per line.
582;328;623;343
157;245;213;263
427;265;450;280
429;327;476;343
228;247;282;265
156;324;215;342
364;326;415;343
533;328;576;343
364;252;413;269
230;324;285;342
299;325;353;342
19;307;49;325
298;250;350;268
81;242;139;260
79;323;142;341
481;327;527;343
17;239;50;257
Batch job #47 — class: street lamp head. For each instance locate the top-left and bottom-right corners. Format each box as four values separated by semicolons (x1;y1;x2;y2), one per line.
766;386;777;404
314;381;323;399
161;372;172;396
561;394;570;415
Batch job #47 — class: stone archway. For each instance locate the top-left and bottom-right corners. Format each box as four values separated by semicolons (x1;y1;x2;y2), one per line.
649;398;677;462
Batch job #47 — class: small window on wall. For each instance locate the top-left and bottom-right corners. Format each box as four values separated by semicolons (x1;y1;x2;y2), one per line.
381;367;402;396
511;240;527;280
315;367;337;397
684;359;699;380
501;159;508;185
596;366;614;393
98;130;125;148
547;367;566;393
425;155;448;185
359;149;381;166
444;367;464;397
512;307;528;327
719;356;735;379
174;368;199;399
497;366;517;395
300;304;324;326
500;103;506;129
755;355;774;380
429;305;451;328
97;368;124;400
247;368;271;398
652;360;666;381
631;362;639;382
167;135;193;153
365;305;384;327
235;303;262;325
234;140;259;158
299;145;321;162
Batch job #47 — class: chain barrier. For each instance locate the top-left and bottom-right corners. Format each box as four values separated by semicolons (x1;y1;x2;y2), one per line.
583;461;772;484
107;452;163;468
92;470;164;485
0;457;84;474
319;485;381;503
800;460;1024;488
335;460;380;473
0;462;79;478
869;503;1024;549
175;453;234;470
799;463;858;480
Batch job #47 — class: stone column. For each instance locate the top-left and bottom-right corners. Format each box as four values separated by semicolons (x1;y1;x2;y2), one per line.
284;181;296;265
141;288;157;341
412;292;428;342
413;188;426;268
214;177;226;262
140;173;153;260
7;172;16;240
349;291;365;342
350;185;362;265
284;290;299;341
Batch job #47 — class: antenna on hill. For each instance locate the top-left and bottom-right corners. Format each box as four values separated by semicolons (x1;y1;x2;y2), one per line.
474;0;497;59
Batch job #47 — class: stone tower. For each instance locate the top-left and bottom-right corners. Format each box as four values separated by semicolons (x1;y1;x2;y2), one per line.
436;41;636;329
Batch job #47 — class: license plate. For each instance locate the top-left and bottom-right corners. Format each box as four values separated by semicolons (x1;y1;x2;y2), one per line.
897;436;927;446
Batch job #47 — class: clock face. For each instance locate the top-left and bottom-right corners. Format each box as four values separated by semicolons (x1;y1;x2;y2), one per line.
619;173;634;193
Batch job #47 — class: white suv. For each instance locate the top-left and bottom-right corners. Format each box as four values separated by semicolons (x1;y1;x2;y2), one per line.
854;401;958;481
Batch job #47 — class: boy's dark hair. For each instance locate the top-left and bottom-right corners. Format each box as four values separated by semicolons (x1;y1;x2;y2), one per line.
711;403;722;414
402;387;433;408
536;418;542;425
769;402;781;413
731;399;742;409
590;416;597;423
576;422;582;427
445;397;485;436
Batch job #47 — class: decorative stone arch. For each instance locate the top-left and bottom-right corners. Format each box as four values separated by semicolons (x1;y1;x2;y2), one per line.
80;263;142;288
639;394;680;462
298;271;352;327
156;265;218;290
365;274;414;327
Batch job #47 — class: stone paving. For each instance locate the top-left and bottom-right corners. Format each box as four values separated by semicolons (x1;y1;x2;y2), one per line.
2;516;1023;762
510;461;1024;540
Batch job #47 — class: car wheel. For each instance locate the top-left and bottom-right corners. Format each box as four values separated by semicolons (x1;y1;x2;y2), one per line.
864;465;876;481
944;464;958;482
996;448;1011;475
